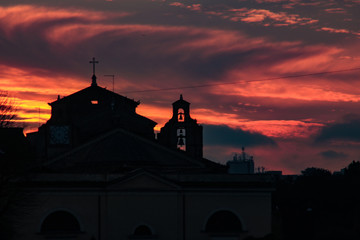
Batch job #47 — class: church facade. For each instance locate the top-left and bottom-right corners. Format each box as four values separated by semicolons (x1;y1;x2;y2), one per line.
18;63;273;240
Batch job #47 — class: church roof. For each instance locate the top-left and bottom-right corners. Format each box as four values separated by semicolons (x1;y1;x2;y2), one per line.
45;82;156;138
49;84;139;109
43;128;224;174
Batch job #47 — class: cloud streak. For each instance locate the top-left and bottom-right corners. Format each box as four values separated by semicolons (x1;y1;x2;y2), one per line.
227;8;318;26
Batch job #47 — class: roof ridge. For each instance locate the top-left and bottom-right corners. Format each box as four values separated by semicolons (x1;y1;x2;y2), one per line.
49;84;139;106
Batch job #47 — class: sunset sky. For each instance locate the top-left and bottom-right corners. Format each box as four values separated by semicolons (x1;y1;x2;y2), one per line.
1;0;360;174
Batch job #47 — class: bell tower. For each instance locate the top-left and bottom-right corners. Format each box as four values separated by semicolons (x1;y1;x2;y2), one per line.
158;95;203;158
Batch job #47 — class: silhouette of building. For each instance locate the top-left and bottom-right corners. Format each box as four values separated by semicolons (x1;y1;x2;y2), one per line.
227;147;255;174
19;59;273;240
158;94;203;159
28;72;155;160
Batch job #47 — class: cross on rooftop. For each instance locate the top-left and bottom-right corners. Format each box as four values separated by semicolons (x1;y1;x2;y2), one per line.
89;57;99;75
89;57;99;86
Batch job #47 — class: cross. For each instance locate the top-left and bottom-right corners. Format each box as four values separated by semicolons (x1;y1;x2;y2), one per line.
89;57;99;75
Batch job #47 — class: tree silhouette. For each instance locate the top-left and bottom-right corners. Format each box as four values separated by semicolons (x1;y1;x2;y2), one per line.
0;91;35;239
0;91;17;128
301;167;331;177
273;164;360;240
345;161;360;176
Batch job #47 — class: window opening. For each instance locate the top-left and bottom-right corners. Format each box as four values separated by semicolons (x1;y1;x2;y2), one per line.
178;108;184;122
205;210;242;233
133;225;152;236
41;211;80;234
177;128;186;151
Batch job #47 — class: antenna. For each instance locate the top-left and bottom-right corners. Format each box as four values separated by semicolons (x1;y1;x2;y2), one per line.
104;75;115;92
38;107;41;127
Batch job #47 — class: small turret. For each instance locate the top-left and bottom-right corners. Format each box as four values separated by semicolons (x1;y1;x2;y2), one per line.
158;95;203;158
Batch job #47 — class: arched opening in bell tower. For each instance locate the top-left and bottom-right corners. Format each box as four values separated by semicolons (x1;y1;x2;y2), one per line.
177;128;186;151
178;108;185;122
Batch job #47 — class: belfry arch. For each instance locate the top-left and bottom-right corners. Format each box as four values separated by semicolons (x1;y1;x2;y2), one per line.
203;209;245;239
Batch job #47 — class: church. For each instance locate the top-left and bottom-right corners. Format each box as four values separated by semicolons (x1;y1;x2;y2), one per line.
17;59;273;240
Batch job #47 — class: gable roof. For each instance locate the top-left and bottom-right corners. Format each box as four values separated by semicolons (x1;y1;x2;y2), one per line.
49;84;139;109
45;83;156;140
43;128;222;174
108;169;180;191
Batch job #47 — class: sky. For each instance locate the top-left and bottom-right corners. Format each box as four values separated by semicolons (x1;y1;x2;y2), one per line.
1;0;360;174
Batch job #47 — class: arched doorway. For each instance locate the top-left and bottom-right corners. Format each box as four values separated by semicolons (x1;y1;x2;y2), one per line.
129;224;157;239
204;210;244;240
41;210;81;234
133;225;152;236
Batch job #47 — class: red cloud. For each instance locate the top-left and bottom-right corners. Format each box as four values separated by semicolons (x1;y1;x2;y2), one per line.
0;5;131;32
319;27;350;34
169;2;201;11
227;8;318;26
169;2;185;7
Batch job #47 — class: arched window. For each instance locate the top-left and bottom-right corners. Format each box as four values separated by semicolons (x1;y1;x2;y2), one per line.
129;225;157;239
177;128;186;151
177;108;185;122
133;225;152;236
205;210;243;233
41;210;81;234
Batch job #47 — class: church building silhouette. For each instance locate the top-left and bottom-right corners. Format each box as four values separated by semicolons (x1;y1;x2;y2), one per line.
22;58;273;240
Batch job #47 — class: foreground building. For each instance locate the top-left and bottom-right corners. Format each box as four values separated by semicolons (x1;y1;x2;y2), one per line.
19;64;273;240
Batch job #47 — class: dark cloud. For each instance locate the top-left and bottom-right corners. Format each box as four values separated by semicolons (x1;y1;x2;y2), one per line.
315;114;360;142
319;150;348;159
203;124;277;147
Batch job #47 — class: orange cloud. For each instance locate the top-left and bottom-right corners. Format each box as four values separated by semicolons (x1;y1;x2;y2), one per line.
319;27;350;34
218;7;319;27
211;77;360;103
169;2;185;7
0;63;89;131
137;104;172;131
0;64;86;93
191;107;323;138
